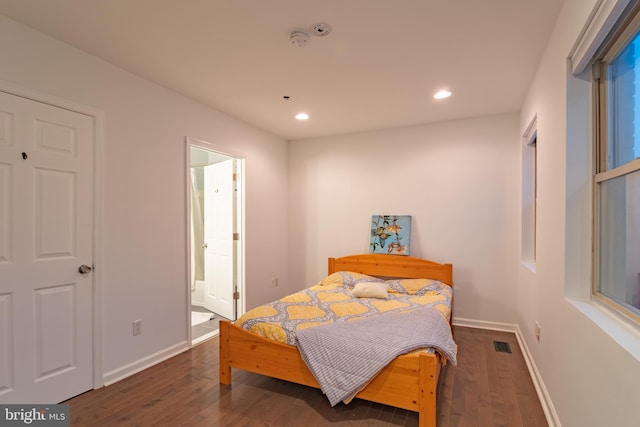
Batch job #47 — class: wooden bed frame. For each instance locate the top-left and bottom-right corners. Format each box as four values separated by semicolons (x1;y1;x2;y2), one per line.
219;254;453;427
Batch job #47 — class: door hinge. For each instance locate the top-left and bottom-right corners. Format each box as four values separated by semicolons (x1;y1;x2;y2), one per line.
233;173;238;181
233;232;240;240
233;290;240;300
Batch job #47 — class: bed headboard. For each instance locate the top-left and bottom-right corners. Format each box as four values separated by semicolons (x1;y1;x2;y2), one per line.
328;254;453;286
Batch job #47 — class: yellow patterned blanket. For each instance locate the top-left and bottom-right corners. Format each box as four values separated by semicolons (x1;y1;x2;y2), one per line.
236;271;453;346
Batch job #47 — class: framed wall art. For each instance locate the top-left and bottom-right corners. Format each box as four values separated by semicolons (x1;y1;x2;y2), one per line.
370;215;411;255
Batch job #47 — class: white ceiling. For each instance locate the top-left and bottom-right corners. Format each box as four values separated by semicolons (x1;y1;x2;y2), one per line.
0;0;565;141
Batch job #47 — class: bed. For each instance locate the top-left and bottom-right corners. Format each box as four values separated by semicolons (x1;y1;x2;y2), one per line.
219;253;454;427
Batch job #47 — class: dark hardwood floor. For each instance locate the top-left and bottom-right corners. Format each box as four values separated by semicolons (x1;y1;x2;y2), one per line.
64;326;547;426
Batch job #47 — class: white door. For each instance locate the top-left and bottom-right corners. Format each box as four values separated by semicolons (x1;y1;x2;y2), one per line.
0;91;94;403
203;159;235;320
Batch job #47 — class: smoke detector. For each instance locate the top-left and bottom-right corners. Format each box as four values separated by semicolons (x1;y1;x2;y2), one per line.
310;23;332;37
289;31;310;47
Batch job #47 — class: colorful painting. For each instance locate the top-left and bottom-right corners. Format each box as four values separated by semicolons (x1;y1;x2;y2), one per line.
370;215;411;255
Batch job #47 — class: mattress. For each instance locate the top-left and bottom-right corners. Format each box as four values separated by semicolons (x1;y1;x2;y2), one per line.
235;271;453;346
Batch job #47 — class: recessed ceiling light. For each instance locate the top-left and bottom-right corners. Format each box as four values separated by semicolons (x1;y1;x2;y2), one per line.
433;90;452;99
295;112;310;120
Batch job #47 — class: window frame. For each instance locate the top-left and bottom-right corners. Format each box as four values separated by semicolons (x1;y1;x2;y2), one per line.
522;116;538;268
592;2;640;324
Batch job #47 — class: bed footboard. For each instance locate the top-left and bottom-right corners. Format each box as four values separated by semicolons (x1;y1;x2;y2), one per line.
219;319;441;427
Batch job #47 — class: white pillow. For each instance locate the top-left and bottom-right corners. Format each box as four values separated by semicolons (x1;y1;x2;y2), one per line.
352;281;388;299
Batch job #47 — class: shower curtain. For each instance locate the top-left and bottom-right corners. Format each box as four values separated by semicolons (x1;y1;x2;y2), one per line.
190;167;205;289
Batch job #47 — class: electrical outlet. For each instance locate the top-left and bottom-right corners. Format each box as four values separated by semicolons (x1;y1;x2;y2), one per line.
535;321;541;342
271;277;279;287
133;319;142;336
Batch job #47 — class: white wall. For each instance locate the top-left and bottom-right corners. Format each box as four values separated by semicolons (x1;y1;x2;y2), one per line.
288;114;520;324
519;0;640;426
0;16;289;381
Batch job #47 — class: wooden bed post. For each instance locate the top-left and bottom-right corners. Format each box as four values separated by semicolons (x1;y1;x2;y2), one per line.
328;258;336;275
419;353;438;427
219;320;232;385
443;264;453;287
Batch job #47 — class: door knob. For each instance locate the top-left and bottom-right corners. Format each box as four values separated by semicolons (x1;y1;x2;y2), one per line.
202;243;208;249
78;264;93;275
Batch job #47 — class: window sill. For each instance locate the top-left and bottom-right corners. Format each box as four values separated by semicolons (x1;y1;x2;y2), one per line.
567;298;640;362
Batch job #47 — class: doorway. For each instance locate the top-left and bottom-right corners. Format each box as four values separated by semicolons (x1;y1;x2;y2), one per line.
186;138;244;345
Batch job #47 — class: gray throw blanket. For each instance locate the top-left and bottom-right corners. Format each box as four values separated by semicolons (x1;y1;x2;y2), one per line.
295;306;457;406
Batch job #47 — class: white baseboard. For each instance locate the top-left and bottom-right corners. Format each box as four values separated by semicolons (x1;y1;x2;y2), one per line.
452;316;518;332
513;325;561;427
452;317;560;427
102;341;190;386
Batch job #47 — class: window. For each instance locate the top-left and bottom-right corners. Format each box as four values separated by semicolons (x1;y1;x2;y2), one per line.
593;3;640;322
522;117;537;267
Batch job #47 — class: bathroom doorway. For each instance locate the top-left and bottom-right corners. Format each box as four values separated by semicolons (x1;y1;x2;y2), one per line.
186;138;244;345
